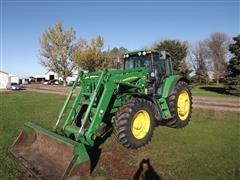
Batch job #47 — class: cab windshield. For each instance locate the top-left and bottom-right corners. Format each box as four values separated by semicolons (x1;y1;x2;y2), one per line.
124;55;152;69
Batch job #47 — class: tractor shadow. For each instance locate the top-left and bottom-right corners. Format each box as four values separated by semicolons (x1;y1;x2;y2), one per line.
133;159;161;180
199;86;226;95
87;127;113;173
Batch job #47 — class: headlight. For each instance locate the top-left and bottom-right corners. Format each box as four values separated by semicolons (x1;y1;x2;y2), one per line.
142;51;146;55
138;52;142;56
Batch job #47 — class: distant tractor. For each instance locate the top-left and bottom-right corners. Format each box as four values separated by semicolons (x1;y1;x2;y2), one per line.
10;49;192;179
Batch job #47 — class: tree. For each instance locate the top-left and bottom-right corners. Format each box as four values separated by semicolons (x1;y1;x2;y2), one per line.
208;32;229;84
189;40;210;84
107;47;128;69
225;35;240;95
154;40;190;77
73;36;107;72
39;21;76;86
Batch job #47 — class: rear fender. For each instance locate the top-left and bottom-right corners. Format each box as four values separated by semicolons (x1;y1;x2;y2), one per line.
161;75;189;98
158;75;189;119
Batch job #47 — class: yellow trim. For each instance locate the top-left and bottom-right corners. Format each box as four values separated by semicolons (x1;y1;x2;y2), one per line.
131;110;150;139
177;90;190;121
122;76;138;82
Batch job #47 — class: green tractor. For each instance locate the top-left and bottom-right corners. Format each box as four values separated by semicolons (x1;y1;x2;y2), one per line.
10;49;192;179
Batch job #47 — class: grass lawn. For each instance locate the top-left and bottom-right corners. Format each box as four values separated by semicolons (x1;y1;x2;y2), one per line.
0;91;239;179
191;83;238;98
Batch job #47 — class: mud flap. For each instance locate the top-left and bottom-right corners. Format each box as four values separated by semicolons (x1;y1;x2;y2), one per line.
10;122;90;180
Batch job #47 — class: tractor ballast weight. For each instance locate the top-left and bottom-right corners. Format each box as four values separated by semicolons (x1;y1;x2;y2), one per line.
10;50;192;179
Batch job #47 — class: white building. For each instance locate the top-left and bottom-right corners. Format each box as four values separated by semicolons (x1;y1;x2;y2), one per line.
9;74;19;84
0;71;10;89
0;71;19;89
35;69;82;83
34;68;85;84
66;69;79;83
35;71;59;82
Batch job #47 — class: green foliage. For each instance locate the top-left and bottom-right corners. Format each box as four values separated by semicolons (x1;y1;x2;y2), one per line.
39;21;76;85
225;35;240;95
73;36;107;72
154;40;190;77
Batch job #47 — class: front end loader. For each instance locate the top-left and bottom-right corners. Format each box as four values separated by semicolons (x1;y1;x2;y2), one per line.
10;49;192;179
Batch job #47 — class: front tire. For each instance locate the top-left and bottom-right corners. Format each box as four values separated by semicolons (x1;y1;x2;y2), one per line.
114;98;156;149
166;81;192;128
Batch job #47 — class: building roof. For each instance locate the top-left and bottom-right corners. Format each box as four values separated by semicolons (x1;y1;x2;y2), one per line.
9;73;18;77
0;70;9;75
0;70;19;77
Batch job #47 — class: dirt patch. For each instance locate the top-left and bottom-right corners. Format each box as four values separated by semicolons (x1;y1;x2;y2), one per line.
27;84;71;92
17;173;34;180
90;144;136;179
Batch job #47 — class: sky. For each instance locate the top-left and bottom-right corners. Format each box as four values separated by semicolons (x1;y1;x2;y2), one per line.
0;0;239;77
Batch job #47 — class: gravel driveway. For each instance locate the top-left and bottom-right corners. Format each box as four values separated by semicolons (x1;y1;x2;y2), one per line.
26;84;240;112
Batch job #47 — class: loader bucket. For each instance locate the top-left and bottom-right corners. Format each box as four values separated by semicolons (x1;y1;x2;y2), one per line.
10;122;90;180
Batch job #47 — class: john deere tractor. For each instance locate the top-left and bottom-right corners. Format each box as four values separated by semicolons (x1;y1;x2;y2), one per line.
10;49;192;179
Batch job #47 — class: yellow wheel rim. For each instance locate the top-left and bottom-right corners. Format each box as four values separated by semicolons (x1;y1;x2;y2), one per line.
177;90;190;121
131;110;150;139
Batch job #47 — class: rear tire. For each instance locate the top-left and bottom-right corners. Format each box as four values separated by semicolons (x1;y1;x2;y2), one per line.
114;98;156;149
166;81;192;128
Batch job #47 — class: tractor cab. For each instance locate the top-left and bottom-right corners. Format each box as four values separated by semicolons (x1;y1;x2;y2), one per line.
123;50;173;80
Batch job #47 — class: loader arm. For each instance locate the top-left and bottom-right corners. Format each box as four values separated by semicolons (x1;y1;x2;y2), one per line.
58;68;147;145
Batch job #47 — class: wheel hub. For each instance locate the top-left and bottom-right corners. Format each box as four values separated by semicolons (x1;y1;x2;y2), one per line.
177;90;190;121
131;110;150;139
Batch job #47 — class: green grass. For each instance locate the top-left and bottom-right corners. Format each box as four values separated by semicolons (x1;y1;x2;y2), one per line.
0;91;239;179
0;91;65;179
191;83;237;98
126;110;240;179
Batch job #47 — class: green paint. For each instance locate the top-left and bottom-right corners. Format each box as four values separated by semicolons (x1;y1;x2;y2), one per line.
161;75;181;98
158;75;182;118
